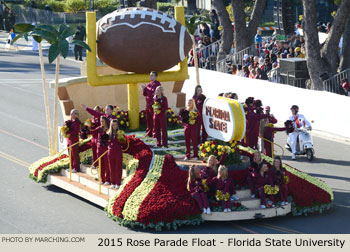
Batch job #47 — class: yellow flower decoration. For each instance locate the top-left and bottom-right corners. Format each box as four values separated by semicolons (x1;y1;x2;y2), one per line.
211;144;215;149
117;115;120;118
120;121;124;125
112;112;116;116
168;118;172;122
284;175;290;184
152;102;161;115
206;147;211;152
202;179;209;192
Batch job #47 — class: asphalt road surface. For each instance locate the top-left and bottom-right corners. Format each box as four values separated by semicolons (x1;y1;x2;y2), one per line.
0;49;349;234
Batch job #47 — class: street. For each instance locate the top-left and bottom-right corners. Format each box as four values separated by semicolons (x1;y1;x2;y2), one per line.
0;49;349;234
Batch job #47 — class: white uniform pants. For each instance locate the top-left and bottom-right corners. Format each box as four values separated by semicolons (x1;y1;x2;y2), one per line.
289;132;299;154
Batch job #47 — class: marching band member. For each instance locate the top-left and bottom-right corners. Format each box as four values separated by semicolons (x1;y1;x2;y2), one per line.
187;166;211;215
107;120;123;189
66;109;81;172
193;85;207;144
91;116;110;185
142;71;161;137
153;86;168;147
288;105;312;160
179;99;199;160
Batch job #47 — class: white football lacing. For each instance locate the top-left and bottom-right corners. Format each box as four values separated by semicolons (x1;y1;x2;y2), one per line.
99;7;177;33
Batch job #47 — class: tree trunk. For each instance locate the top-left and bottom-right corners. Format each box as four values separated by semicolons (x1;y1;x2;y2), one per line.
302;0;326;90
231;0;266;52
212;0;233;61
191;35;200;86
144;0;157;9
339;17;350;71
187;0;197;15
320;0;350;76
38;42;53;155
53;56;61;154
302;0;350;90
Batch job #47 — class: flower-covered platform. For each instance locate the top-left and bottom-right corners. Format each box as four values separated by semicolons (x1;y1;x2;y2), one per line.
28;129;333;231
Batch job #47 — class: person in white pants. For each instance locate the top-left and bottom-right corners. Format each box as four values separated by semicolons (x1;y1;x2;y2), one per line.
288;105;312;160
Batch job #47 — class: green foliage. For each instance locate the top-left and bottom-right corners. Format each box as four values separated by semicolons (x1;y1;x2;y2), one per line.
334;0;342;6
13;23;91;63
65;0;88;13
157;2;175;15
185;15;212;35
25;0;66;12
95;0;120;15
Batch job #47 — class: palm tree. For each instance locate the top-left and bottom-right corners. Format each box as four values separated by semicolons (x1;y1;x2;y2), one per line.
13;23;91;155
185;15;212;86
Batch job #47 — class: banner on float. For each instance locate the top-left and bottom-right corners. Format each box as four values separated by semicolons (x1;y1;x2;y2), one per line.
202;97;246;142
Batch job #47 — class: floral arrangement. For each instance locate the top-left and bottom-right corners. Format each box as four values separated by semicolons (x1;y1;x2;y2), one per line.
152;102;161;115
264;185;280;195
112;106;129;130
29;148;92;183
117;130;126;144
215;190;230;201
139;110;147;126
284;175;290;184
188;111;198;125
166;108;180;127
84;118;92;127
60;120;72;138
106;137;202;231
199;140;241;166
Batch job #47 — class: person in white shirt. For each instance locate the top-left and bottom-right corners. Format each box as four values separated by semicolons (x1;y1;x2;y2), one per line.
288;105;312;160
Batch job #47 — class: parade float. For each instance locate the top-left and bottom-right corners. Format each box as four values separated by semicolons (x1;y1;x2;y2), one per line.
27;7;333;231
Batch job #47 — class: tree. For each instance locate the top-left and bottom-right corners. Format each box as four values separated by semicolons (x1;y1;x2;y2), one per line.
187;0;197;15
185;15;212;86
212;0;233;61
230;0;266;52
339;17;350;71
13;23;91;154
302;0;350;90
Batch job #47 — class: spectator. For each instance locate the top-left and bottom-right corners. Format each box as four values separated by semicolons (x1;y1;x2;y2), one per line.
326;22;332;34
210;9;220;40
199;23;210;39
253;56;259;68
262;58;272;74
255;30;263;56
73;23;86;61
8;9;15;31
295;47;305;58
342;78;349;96
3;6;9;31
237;65;243;77
231;64;237;75
243;66;249;77
243;54;250;67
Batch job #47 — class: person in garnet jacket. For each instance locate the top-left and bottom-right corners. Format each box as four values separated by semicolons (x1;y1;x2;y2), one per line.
216;165;233;212
66;109;81;172
245;97;269;149
193;85;207;144
179;99;199;160
153;86;168;147
247;151;266;198
81;104;116;122
270;156;289;206
91;116;110;185
260;106;287;157
90;106;102;165
187;166;211;215
142;71;161;137
107;120;123;189
255;164;274;209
